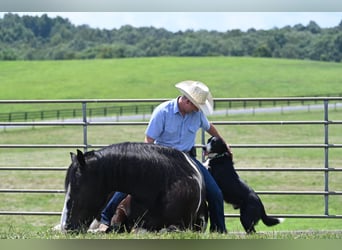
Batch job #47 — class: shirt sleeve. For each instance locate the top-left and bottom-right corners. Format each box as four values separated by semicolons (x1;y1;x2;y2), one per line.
145;105;165;140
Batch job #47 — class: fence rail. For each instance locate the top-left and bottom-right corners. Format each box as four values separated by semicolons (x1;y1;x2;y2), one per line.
1;94;342;122
1;97;342;220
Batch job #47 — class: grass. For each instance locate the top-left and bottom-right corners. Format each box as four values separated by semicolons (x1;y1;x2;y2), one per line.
0;57;341;114
0;57;342;239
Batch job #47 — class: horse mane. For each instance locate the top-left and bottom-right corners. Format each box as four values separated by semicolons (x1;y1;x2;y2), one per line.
64;142;193;195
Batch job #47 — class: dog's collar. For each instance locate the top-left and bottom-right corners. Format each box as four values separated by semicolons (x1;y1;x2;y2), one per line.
207;152;227;160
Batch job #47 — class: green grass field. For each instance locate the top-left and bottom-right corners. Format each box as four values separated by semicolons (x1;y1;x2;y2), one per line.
0;57;341;113
0;57;341;239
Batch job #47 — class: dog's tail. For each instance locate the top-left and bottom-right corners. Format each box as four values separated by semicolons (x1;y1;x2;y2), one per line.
262;215;284;227
261;204;284;227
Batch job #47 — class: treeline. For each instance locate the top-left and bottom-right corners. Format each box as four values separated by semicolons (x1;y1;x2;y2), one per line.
1;13;342;62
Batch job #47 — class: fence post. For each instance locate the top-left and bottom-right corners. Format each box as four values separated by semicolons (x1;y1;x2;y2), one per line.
82;102;88;152
201;128;205;162
323;99;329;215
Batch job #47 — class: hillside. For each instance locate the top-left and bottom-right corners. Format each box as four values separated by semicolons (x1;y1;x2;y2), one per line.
0;57;341;101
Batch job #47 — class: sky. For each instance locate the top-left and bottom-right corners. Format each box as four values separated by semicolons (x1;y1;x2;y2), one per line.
0;12;341;32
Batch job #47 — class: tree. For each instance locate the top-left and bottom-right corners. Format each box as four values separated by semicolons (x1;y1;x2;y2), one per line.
306;21;321;34
253;44;272;57
0;48;17;60
338;20;342;30
0;14;341;62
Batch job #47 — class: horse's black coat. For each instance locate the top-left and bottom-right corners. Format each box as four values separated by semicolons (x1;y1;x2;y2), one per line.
61;142;207;232
203;137;282;233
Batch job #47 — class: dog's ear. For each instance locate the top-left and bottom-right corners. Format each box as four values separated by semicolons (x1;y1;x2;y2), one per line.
221;140;233;159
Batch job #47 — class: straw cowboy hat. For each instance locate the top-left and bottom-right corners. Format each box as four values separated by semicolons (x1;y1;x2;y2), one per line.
175;80;214;115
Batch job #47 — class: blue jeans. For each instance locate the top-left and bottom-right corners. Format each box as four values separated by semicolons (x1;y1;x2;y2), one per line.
100;192;127;226
191;157;227;233
100;158;227;233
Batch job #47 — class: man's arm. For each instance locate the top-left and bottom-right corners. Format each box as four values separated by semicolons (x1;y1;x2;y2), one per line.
207;123;224;142
144;135;155;143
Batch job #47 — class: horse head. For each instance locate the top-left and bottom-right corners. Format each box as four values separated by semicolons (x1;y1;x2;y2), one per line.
60;149;108;232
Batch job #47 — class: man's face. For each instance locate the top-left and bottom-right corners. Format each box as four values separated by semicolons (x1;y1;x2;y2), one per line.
184;99;199;113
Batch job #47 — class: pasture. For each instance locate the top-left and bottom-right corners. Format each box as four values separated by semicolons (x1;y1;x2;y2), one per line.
0;57;341;239
0;57;342;113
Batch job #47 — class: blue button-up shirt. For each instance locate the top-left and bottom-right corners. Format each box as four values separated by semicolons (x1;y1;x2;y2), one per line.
145;98;210;152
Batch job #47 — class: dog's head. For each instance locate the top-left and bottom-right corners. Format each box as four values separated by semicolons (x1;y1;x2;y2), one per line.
203;136;231;159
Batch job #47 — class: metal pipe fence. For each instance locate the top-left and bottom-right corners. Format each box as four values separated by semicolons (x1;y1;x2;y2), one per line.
2;94;342;122
0;98;341;219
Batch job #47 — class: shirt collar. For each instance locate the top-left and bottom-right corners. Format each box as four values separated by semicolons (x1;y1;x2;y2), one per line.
173;97;181;114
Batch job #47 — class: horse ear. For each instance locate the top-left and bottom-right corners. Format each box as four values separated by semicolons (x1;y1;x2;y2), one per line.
70;152;77;162
76;149;86;167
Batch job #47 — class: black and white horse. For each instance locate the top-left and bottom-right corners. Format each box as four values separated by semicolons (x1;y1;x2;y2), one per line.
59;142;207;232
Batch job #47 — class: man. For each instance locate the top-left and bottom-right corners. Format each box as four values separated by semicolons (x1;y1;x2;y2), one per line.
98;80;229;233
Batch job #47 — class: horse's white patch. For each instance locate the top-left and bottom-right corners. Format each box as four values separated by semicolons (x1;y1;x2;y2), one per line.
88;219;101;231
60;184;71;231
182;153;204;213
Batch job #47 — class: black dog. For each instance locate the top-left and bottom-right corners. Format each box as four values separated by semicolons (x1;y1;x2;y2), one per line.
203;137;283;233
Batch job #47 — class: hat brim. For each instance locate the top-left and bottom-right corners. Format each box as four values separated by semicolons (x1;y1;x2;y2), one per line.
176;82;214;115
